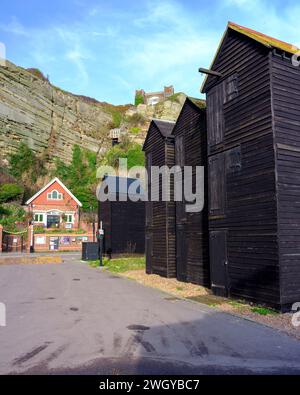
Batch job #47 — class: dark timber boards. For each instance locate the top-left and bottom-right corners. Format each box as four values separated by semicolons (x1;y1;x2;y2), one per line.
98;177;145;255
143;120;176;278
172;97;210;286
143;22;300;311
202;22;300;311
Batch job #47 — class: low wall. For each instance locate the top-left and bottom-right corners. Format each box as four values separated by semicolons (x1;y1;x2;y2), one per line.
33;233;94;252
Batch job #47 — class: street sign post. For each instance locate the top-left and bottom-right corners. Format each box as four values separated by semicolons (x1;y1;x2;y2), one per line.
97;222;105;267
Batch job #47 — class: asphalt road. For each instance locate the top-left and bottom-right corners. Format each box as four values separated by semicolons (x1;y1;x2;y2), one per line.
1;256;300;375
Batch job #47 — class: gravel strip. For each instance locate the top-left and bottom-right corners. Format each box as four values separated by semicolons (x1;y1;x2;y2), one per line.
121;270;300;341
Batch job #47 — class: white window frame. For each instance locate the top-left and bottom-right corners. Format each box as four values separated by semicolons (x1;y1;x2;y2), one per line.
34;213;44;223
47;190;63;200
65;213;74;224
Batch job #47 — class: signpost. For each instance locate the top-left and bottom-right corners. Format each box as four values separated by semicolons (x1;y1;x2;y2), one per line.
97;222;105;267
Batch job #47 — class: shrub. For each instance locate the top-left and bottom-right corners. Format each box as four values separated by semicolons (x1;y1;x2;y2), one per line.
0;204;26;231
135;94;145;106
130;127;141;134
9;142;46;183
0;184;24;204
100;141;145;169
125;113;146;127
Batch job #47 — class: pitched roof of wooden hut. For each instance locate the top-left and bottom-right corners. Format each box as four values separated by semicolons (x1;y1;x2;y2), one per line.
201;21;300;92
143;119;175;151
171;97;206;137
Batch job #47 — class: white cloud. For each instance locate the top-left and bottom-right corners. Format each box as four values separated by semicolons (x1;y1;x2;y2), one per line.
2;0;300;103
117;0;219;94
0;16;29;36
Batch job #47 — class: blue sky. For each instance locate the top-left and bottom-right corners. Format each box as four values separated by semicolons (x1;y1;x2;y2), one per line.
1;0;300;104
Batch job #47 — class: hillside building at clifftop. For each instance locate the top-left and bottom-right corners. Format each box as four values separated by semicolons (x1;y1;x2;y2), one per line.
135;86;174;106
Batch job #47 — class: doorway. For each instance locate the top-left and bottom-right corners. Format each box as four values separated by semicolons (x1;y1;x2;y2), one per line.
47;215;60;229
49;237;59;251
210;230;228;297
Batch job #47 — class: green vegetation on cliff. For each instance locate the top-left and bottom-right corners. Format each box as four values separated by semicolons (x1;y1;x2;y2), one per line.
9;142;47;186
54;145;98;212
0;184;24;204
135;93;145;106
100;137;145;169
1;132;146;229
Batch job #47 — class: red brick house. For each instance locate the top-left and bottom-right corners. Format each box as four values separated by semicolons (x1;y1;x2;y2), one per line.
26;178;82;230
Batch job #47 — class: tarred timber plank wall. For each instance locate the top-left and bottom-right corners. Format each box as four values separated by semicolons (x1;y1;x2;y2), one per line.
271;54;300;308
99;199;145;255
99;200;112;253
144;123;176;278
173;99;210;286
205;29;281;308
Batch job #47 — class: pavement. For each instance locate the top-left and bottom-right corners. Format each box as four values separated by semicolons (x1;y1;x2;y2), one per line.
0;254;300;375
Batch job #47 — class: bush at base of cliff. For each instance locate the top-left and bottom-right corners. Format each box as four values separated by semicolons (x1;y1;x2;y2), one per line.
0;203;26;232
0;184;24;204
100;139;145;169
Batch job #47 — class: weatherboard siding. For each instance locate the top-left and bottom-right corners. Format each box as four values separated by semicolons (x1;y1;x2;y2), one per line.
205;29;280;307
173;99;210;286
271;54;300;307
99;198;145;255
144;122;176;278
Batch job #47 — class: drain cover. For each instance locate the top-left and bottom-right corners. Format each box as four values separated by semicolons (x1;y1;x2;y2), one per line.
127;325;150;331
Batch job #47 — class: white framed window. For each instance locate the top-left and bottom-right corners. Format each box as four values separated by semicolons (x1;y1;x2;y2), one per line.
34;214;44;222
66;214;74;223
47;190;63;200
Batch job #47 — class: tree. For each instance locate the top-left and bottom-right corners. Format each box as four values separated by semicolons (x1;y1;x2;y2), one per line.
135;93;145;106
0;204;26;231
72;186;98;211
53;145;99;212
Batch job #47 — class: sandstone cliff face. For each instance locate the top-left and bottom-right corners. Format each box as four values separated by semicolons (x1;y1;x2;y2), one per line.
126;93;186;121
0;61;187;166
0;61;113;164
124;93;186;145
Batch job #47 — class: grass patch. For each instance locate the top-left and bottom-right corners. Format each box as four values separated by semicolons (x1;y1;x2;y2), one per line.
176;287;184;292
105;257;146;273
130;127;141;134
251;307;278;316
88;260;103;268
88;257;145;273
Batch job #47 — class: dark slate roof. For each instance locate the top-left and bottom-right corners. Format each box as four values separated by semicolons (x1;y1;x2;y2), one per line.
143;119;176;151
152;119;176;138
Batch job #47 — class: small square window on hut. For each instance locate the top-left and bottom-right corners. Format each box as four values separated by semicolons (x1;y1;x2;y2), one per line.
224;74;239;103
226;146;242;174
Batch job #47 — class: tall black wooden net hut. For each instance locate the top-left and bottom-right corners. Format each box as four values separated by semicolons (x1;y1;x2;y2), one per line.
143;119;176;277
172;97;210;286
202;21;300;311
98;176;145;255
